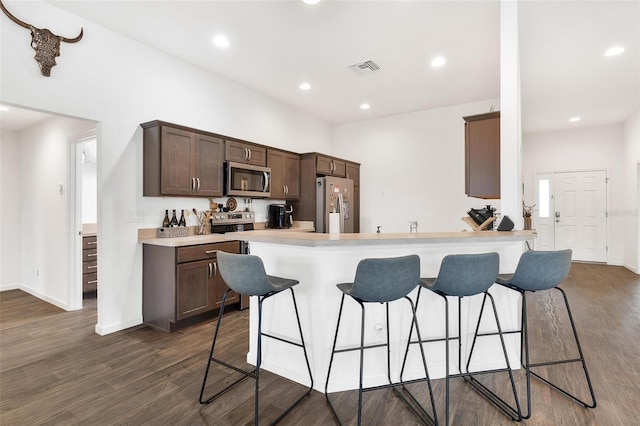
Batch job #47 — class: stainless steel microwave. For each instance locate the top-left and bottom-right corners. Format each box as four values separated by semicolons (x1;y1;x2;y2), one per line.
225;161;271;198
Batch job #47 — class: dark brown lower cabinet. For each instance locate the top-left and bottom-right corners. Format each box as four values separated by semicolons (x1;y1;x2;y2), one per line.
143;241;240;332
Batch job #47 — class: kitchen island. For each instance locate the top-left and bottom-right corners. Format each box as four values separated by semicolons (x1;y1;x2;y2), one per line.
226;230;535;392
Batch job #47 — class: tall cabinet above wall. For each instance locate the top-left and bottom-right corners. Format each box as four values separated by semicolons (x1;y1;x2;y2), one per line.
463;111;500;199
267;148;300;200
293;153;360;233
141;120;224;197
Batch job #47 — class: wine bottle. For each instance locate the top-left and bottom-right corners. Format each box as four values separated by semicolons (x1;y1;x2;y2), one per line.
178;209;186;227
162;210;170;228
170;209;178;227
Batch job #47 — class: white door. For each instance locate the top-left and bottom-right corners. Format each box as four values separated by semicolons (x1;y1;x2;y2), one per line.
554;171;607;262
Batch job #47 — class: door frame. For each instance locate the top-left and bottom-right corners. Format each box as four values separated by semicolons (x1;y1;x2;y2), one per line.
531;168;610;263
69;130;97;310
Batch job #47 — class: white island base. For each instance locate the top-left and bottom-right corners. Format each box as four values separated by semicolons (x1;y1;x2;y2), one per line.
227;230;535;393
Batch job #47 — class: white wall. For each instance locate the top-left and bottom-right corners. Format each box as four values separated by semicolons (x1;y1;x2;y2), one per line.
1;1;333;334
623;110;639;272
522;124;626;265
0;129;21;290
334;99;501;233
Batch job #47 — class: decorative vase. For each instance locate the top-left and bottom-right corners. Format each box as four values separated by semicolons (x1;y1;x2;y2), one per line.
524;216;532;230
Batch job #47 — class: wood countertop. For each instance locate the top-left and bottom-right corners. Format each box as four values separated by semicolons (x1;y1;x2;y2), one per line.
225;230;536;248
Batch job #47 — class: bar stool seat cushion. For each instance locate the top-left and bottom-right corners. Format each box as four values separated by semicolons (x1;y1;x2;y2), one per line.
336;255;420;302
217;252;298;296
420;252;499;297
496;249;571;292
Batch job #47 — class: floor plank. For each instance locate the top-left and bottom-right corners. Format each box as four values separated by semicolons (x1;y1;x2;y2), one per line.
1;262;638;425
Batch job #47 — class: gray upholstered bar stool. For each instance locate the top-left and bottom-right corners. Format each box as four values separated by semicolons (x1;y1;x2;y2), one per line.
199;252;313;425
324;255;437;425
493;249;596;419
401;252;522;425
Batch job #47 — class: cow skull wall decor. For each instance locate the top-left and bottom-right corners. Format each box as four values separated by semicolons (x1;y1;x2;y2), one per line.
0;0;83;76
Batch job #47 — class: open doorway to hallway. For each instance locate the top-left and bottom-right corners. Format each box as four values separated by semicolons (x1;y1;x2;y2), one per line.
0;103;98;312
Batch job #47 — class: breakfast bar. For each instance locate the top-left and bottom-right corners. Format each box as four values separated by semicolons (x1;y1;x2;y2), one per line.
227;230;536;393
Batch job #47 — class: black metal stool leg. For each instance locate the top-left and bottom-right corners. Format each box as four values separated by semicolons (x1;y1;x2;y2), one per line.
200;289;255;405
464;292;522;422
525;287;597;409
325;294;346;424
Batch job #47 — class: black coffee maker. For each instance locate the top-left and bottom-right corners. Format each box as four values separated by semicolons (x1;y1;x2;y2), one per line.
268;204;293;229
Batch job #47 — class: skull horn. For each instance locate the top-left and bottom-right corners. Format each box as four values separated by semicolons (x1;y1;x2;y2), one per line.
0;0;31;29
61;28;83;43
0;0;84;42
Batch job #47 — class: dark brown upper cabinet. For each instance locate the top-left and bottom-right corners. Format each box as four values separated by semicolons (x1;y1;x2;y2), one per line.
464;112;500;199
225;140;266;166
142;121;224;197
267;148;300;200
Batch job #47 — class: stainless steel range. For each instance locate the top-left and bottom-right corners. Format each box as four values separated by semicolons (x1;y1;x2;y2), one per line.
209;211;255;234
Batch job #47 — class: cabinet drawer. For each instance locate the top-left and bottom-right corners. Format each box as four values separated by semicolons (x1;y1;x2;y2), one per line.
83;273;98;292
83;261;98;275
177;241;239;263
82;248;98;262
83;236;97;249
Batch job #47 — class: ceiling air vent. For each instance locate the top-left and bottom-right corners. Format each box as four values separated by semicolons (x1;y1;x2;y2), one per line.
349;60;381;74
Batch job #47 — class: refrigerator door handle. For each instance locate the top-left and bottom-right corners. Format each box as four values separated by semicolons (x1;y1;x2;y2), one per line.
338;193;345;232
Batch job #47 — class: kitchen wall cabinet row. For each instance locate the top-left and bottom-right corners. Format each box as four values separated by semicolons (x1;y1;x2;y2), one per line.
464;111;500;199
143;240;240;332
141;122;358;212
294;153;361;233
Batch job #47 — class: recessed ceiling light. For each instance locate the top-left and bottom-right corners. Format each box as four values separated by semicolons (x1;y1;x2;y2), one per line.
604;46;624;57
212;35;229;48
569;116;581;122
431;56;446;67
303;0;321;4
299;82;311;91
360;103;370;110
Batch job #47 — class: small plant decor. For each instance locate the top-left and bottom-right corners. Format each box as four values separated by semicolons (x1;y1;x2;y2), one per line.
523;202;536;217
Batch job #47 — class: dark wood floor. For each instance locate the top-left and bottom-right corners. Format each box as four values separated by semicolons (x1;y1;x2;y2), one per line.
1;262;638;425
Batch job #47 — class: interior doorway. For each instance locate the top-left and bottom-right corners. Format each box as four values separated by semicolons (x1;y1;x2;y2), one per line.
73;134;98;305
534;170;608;262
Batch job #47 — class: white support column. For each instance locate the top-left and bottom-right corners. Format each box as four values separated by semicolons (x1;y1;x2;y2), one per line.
500;0;523;228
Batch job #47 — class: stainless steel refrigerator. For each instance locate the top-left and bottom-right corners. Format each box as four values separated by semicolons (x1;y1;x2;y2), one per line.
316;176;354;233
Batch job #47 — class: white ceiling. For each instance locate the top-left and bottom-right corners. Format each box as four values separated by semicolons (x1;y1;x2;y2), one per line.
1;0;638;134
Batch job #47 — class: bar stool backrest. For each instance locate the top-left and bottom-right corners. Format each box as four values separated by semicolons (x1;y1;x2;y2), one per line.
431;252;499;296
349;255;420;302
507;249;572;291
217;251;273;296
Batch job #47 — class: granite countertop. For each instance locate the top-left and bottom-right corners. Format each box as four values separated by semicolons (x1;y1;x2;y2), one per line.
224;230;537;248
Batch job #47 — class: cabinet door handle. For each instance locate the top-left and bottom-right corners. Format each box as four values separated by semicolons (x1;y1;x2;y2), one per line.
88;265;98;270
87;253;97;257
191;177;196;192
208;263;212;279
248;148;252;162
205;249;218;254
87;241;97;245
87;280;98;284
213;262;218;277
244;148;249;161
196;177;201;191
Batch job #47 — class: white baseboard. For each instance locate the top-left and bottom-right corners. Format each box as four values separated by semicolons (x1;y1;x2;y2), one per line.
622;262;639;274
19;285;70;311
95;316;143;336
0;283;20;292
